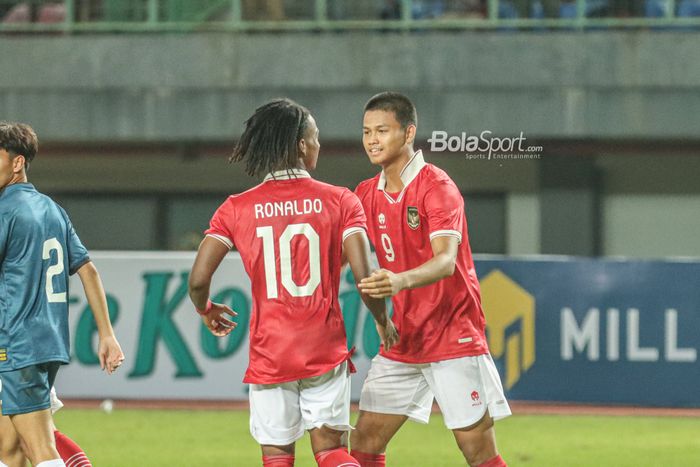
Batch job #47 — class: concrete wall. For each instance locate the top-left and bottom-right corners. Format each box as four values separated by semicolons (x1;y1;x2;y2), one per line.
2;31;700;141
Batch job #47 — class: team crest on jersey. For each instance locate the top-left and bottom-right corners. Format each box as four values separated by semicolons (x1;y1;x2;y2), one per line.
407;206;420;230
0;348;6;361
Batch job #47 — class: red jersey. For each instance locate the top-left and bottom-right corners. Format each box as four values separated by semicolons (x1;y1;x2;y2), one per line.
355;151;489;364
206;169;366;384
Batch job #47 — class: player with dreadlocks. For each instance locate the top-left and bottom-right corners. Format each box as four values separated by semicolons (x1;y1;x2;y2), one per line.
188;98;398;467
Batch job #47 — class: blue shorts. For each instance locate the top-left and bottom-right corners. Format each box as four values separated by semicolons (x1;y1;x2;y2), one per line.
0;362;61;415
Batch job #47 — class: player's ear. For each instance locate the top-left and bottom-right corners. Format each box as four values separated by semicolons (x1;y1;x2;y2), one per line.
298;138;306;157
405;124;417;145
12;154;26;173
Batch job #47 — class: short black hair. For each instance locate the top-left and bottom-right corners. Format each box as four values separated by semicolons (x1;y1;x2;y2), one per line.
0;121;38;170
364;92;417;129
230;98;310;178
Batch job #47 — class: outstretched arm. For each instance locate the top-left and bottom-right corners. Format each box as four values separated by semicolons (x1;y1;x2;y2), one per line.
76;261;125;374
343;231;399;351
189;236;237;337
358;235;458;299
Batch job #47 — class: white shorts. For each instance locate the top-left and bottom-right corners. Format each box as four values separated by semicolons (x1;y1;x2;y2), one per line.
249;361;352;446
359;354;511;430
0;381;63;414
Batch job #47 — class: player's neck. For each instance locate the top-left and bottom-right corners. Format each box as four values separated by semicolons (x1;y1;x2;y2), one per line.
270;162;308;175
6;173;28;187
381;151;412;193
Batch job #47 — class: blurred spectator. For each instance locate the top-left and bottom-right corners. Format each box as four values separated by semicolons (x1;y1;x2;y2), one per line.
511;0;560;18
243;0;285;21
381;0;402;19
381;0;483;20
440;0;484;18
327;0;345;20
37;2;64;22
411;0;444;18
2;2;34;22
75;0;103;22
2;2;65;23
609;0;645;17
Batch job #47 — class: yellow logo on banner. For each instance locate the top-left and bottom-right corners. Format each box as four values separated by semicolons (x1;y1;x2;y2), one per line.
481;270;535;390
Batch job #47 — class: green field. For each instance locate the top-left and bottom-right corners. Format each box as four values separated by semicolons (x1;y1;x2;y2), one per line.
53;409;700;466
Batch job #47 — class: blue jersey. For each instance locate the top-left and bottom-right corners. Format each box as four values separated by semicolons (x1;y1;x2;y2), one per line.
0;183;89;371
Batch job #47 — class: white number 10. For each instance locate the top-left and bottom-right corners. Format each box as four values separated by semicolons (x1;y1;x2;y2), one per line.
256;223;321;299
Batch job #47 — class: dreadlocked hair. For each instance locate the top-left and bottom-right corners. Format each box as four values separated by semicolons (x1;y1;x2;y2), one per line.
230;98;310;178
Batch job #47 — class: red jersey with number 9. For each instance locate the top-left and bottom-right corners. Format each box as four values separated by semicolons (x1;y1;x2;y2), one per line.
354;151;489;364
205;169;366;384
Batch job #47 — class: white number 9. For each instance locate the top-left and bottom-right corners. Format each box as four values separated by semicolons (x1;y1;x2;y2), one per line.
381;233;395;262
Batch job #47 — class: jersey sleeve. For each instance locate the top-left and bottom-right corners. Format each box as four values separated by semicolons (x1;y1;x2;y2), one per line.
204;198;235;249
341;190;367;242
60;208;90;275
423;181;464;244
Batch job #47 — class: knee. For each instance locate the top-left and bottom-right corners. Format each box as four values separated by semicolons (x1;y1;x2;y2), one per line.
462;443;495;466
311;426;346;452
0;438;20;461
350;425;386;454
454;419;498;466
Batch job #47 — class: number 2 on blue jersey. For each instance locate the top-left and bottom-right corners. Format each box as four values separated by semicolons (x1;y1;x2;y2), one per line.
43;238;67;303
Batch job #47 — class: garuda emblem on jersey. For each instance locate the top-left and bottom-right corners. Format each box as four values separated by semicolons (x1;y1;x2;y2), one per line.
407;206;420;230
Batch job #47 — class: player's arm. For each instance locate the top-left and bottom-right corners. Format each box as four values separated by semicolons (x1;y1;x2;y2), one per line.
358;235;458;298
189;236;237;337
344;231;399;351
76;261;125;374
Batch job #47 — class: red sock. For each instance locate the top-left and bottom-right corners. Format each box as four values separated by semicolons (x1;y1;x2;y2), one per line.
478;454;507;467
314;447;360;467
262;454;295;466
54;430;92;467
349;450;385;467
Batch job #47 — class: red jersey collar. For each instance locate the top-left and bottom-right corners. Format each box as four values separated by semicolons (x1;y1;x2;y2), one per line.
263;168;311;182
377;150;426;195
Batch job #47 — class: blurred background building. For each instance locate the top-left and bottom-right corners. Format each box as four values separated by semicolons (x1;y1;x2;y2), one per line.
1;0;699;257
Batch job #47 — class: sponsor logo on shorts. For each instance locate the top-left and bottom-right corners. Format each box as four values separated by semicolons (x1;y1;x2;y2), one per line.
470;390;483;406
481;270;536;390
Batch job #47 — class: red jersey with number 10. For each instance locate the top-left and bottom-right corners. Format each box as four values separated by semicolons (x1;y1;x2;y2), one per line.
354;151;489;364
206;169;366;384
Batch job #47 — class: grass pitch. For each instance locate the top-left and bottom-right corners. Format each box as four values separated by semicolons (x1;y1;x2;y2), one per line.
54;409;700;466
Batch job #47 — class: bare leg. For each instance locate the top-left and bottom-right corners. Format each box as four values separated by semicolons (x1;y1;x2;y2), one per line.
8;409;59;466
261;443;295;457
308;425;347;454
350;411;408;454
0;414;27;467
452;412;501;466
